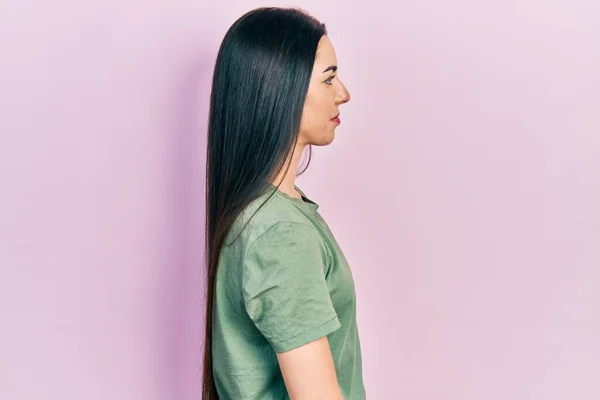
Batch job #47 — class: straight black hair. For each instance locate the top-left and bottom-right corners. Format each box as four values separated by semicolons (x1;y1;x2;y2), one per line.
202;7;327;399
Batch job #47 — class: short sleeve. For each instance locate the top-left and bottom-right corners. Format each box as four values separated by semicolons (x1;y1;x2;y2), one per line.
242;221;341;353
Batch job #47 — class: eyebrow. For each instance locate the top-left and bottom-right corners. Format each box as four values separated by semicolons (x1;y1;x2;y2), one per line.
322;65;337;74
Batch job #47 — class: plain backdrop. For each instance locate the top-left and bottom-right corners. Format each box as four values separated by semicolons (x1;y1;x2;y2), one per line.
1;0;599;399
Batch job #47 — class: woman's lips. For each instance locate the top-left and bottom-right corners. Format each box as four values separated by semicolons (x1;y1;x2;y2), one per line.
330;115;340;124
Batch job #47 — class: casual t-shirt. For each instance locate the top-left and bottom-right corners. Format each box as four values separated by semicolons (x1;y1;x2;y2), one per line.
212;184;366;399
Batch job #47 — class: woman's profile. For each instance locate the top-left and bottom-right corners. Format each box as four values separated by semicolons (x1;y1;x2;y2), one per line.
203;7;365;399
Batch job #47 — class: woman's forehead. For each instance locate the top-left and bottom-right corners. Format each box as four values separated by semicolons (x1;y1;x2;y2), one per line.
314;36;337;67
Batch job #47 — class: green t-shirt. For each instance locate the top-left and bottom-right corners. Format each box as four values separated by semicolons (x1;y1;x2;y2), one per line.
212;184;366;399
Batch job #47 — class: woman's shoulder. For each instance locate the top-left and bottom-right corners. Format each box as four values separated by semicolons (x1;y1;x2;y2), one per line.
224;191;314;250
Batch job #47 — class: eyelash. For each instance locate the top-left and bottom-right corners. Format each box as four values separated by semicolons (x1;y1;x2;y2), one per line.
324;75;336;85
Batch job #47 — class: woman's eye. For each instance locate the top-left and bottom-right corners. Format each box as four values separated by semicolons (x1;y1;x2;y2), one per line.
324;75;336;85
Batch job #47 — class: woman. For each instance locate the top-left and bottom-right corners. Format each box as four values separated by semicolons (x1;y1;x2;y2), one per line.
203;7;365;399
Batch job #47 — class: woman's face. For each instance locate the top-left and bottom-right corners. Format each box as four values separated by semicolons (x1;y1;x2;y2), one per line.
298;35;351;146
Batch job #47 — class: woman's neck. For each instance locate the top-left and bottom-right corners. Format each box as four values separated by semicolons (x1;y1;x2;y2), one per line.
271;143;305;199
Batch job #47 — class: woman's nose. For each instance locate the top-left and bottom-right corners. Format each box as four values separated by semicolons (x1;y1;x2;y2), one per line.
336;83;350;105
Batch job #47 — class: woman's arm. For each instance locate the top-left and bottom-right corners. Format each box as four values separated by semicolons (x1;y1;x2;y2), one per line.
276;336;344;400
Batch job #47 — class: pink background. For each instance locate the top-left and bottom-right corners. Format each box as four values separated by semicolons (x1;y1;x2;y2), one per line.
1;1;598;399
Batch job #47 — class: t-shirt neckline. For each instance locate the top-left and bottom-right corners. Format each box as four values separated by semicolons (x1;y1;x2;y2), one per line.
268;183;320;212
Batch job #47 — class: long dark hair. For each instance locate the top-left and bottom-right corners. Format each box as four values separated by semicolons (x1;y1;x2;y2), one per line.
202;7;327;399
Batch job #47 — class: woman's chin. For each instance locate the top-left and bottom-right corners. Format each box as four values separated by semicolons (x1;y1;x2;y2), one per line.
315;132;335;146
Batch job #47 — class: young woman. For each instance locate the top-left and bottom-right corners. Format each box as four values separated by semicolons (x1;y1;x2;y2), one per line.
203;7;366;399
